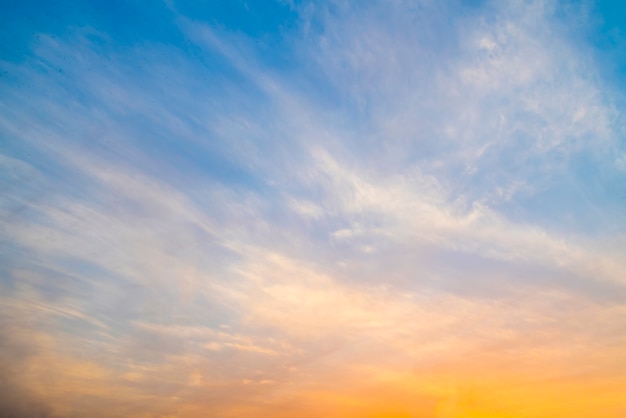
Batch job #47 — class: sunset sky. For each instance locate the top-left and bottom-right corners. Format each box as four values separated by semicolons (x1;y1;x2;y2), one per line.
1;0;626;417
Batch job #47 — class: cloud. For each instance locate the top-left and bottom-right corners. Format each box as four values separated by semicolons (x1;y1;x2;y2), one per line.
0;0;625;417
0;378;57;418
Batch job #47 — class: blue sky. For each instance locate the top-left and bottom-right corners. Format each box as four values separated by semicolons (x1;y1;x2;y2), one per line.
1;1;626;417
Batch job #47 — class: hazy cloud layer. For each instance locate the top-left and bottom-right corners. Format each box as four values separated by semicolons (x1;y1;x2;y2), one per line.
1;0;626;417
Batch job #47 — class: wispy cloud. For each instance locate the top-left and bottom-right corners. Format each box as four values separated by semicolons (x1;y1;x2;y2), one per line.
1;0;626;416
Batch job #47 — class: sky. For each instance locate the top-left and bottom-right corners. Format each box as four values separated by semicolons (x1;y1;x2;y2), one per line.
1;0;626;417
